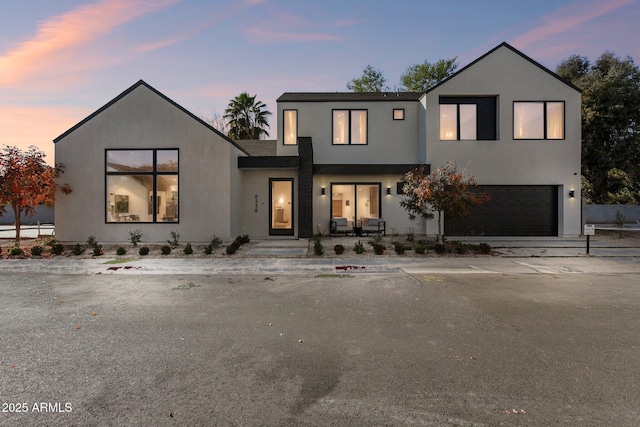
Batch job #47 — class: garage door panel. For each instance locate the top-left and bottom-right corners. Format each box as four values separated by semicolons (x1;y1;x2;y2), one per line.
445;185;558;236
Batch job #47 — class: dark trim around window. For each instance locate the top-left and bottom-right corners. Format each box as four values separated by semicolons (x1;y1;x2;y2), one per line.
282;109;298;145
439;96;497;140
393;108;405;120
331;109;368;145
329;182;381;220
105;148;179;224
512;100;565;140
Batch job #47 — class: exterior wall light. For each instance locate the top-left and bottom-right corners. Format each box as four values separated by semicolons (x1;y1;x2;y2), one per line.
569;189;575;198
321;187;326;196
386;186;391;195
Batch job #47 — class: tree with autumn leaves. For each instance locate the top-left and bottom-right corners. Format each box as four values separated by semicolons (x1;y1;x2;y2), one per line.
0;146;71;242
400;162;491;243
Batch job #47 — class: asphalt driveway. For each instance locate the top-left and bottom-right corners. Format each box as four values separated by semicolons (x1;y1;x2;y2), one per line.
1;270;639;426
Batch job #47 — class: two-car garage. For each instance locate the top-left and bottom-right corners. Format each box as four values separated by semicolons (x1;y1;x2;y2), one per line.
445;185;559;236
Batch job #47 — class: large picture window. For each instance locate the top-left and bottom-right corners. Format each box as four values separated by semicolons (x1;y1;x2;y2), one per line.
333;110;367;144
330;183;380;221
439;97;497;140
513;101;564;139
106;149;178;223
283;109;297;145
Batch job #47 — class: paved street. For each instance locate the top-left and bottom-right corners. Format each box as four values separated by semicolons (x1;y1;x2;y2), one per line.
1;258;639;426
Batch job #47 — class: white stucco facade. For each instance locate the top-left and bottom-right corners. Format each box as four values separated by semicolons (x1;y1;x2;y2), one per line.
54;43;582;243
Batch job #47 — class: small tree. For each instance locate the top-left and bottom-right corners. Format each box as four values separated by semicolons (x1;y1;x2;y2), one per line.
347;65;388;92
400;58;458;92
0;146;71;242
400;162;491;243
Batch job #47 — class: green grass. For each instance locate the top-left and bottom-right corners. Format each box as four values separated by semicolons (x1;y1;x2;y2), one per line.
314;274;353;279
102;258;137;265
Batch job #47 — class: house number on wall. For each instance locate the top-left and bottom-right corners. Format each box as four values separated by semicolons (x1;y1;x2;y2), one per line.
255;194;259;213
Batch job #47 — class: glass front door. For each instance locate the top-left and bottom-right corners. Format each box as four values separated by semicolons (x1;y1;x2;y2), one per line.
270;179;294;235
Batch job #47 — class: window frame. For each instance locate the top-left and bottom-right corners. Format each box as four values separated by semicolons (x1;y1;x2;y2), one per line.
282;109;298;145
513;101;565;140
393;108;405;120
329;182;381;221
105;148;179;224
439;97;497;141
332;109;368;145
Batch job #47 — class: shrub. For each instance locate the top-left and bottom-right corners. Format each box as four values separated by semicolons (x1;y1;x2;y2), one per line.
226;241;241;255
51;244;64;256
354;240;365;254
183;243;193;255
478;242;491;254
128;229;143;247
414;244;426;255
10;246;24;256
86;235;97;248
373;243;385;255
334;244;345;255
139;246;150;256
168;230;180;248
313;240;324;256
454;242;467;254
30;245;44;257
161;245;172;255
434;243;446;254
72;243;85;255
238;234;250;244
93;245;103;256
116;247;127;256
394;244;405;255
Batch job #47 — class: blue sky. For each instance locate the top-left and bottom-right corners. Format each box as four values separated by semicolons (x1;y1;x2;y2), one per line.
1;0;638;162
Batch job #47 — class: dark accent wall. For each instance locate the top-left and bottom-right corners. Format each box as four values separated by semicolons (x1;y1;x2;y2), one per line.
238;156;299;169
445;185;558;236
314;164;422;175
297;137;314;238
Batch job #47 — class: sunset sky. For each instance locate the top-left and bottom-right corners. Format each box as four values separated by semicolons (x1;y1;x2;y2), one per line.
1;0;638;163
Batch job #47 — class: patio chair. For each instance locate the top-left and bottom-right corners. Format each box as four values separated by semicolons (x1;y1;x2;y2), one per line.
361;217;386;236
330;218;353;236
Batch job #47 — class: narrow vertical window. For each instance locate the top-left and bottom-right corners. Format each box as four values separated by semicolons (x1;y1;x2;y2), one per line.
333;110;348;144
440;104;457;140
283;110;297;145
459;104;477;140
546;102;564;139
351;110;367;144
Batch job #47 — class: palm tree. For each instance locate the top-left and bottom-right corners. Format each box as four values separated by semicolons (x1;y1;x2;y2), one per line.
223;92;272;140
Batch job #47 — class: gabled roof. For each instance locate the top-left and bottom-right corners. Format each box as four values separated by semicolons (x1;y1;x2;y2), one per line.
53;80;251;156
277;91;423;102
426;42;582;94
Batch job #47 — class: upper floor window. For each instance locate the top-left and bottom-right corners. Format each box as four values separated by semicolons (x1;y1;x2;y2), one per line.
393;109;405;120
513;101;564;140
439;97;497;140
333;109;367;144
283;109;297;145
106;149;178;223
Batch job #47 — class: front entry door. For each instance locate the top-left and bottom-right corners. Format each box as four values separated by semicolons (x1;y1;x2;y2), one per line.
270;179;294;236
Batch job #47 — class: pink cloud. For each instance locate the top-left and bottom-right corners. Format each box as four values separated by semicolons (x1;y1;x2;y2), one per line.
511;0;637;59
244;12;345;44
0;0;181;87
246;27;343;44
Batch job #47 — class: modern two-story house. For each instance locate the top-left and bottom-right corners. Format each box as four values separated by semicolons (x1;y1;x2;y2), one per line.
54;42;581;243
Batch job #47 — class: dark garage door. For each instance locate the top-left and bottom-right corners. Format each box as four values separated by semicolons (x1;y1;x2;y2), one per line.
445;185;558;236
